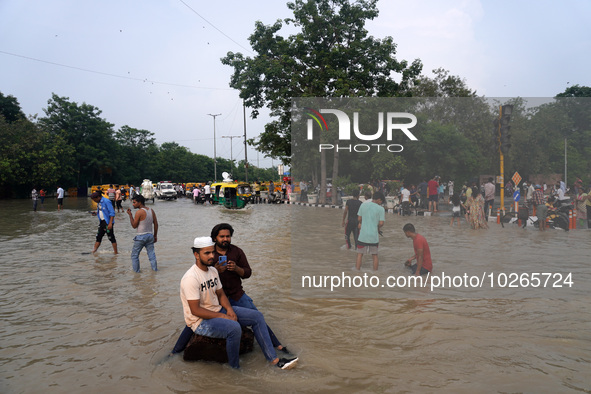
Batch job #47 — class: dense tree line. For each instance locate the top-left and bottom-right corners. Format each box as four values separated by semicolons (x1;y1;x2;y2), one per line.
0;92;277;198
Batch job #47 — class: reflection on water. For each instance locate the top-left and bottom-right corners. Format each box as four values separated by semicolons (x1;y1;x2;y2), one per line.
0;198;589;393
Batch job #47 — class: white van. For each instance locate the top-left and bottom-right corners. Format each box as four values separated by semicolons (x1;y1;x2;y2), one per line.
155;181;177;200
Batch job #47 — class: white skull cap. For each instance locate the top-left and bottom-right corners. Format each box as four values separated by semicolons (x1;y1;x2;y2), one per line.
193;236;215;248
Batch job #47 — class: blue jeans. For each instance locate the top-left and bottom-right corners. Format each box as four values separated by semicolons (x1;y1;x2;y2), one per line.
131;233;157;272
194;306;277;368
229;293;282;348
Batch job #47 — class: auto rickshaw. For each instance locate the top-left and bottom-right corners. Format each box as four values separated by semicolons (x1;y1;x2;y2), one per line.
222;183;253;209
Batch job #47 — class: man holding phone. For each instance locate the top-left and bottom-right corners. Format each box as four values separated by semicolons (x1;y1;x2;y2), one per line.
171;223;293;356
211;223;291;355
178;236;297;369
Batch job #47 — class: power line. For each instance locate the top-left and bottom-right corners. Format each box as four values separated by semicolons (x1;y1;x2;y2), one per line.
178;0;254;56
0;50;232;91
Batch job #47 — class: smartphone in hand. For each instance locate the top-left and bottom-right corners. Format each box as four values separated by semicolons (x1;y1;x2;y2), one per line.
218;255;227;266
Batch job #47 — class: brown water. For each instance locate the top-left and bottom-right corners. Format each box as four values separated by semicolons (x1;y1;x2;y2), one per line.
0;198;589;393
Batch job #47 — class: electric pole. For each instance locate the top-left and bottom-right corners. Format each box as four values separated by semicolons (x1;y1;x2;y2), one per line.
222;135;241;173
207;113;221;181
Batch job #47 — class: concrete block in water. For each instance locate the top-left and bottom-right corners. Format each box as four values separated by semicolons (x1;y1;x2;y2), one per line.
183;327;254;362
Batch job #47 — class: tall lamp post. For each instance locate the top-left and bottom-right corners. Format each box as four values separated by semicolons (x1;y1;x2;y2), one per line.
564;136;567;188
207;113;221;181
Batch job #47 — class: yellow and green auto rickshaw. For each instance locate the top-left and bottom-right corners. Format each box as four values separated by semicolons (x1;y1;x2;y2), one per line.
222;183;253;209
210;182;225;205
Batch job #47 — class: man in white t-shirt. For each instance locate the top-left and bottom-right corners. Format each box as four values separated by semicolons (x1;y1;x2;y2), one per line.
483;177;495;221
554;181;569;207
526;182;535;214
179;236;298;370
56;186;65;211
400;184;411;215
204;183;211;204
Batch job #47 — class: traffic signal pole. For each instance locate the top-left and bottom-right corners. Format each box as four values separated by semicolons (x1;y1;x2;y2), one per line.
498;106;505;215
496;104;513;216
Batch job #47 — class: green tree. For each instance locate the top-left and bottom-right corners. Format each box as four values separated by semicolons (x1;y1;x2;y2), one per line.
0;91;26;123
114;125;158;183
222;0;422;203
411;68;477;98
370;154;406;181
556;84;591;98
403;121;480;183
38;94;117;186
0;116;73;197
154;142;213;182
408;71;494;173
496;94;590;187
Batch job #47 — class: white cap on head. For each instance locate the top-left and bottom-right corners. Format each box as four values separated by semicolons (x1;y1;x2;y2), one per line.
193;236;214;248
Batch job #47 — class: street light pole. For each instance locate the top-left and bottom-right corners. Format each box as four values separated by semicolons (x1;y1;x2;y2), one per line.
564;137;567;188
243;100;248;182
207;113;221;181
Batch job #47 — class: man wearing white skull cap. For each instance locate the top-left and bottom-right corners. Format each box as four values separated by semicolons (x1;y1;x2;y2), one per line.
178;236;298;370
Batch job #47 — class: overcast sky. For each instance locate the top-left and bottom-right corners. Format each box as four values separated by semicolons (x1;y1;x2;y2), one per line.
1;0;589;168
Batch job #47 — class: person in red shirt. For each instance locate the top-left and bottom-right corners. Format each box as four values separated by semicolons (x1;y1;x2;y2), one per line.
427;176;439;212
403;223;432;276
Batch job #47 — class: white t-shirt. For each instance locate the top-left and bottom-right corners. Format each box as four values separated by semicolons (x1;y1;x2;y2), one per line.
204;185;211;194
96;199;105;220
527;185;535;200
555;188;567;201
401;188;411;202
57;187;64;199
180;264;223;330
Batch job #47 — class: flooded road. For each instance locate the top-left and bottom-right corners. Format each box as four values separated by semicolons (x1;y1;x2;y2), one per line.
0;197;589;393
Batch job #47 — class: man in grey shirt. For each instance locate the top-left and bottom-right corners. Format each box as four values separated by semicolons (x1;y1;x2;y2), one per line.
127;194;159;272
483;177;495;222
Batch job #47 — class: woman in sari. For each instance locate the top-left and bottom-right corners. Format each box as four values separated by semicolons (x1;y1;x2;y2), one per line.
466;186;488;229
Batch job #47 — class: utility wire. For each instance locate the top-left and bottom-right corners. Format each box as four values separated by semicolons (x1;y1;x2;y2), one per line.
178;0;254;55
0;50;232;91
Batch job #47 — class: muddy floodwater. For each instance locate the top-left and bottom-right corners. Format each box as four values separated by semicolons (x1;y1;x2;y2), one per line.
0;197;589;393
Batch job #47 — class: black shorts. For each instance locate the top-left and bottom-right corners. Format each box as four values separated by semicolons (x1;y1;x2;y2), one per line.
409;264;430;276
429;195;438;202
57;198;64;205
116;200;122;209
96;220;117;244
